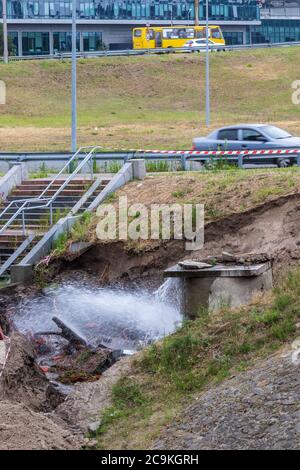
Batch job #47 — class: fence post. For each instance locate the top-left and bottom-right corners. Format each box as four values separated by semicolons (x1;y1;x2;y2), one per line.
238;154;243;168
181;155;187;171
297;154;300;167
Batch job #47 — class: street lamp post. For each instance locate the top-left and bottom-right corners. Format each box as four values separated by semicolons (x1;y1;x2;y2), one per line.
187;8;192;27
205;0;210;127
194;0;199;26
2;0;9;64
71;0;77;153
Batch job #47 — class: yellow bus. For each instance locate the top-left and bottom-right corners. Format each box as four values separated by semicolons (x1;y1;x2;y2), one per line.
133;25;225;50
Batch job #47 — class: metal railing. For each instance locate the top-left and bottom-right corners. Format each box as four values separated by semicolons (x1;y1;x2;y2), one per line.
0;233;35;278
0;145;101;236
2;40;300;62
261;7;300;18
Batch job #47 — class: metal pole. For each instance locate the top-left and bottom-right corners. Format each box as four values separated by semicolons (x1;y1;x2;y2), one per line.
50;202;53;225
2;0;9;64
22;210;25;236
71;0;77;153
194;0;199;26
205;0;210;127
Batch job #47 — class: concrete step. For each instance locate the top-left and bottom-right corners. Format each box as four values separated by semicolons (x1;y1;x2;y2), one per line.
0;247;16;255
6;195;81;202
0;224;48;232
11;189;87;197
0;240;27;248
14;184;90;192
0;211;52;219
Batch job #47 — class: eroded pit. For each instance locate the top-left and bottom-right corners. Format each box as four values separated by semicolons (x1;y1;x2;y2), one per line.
10;279;182;385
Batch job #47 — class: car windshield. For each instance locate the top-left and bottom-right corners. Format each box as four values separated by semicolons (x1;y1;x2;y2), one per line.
261;126;292;140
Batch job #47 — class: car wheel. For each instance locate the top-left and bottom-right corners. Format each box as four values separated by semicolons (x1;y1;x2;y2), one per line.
277;158;291;168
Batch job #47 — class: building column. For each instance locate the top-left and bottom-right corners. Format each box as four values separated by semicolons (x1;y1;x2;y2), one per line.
49;31;54;55
18;31;23;57
245;27;249;45
79;32;84;52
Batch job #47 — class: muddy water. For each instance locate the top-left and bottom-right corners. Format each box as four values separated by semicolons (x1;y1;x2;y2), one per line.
12;279;182;358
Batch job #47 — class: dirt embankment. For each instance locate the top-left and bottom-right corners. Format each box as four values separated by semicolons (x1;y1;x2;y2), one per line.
0;331;83;450
3;189;300;449
50;192;300;285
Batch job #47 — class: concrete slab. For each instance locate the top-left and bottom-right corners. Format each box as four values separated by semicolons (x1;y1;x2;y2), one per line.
164;262;272;279
164;261;273;318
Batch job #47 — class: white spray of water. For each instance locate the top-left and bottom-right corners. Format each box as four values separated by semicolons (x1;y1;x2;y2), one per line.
13;281;182;351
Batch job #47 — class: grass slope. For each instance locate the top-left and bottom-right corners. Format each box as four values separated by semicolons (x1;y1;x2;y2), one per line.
0;48;300;151
92;268;300;450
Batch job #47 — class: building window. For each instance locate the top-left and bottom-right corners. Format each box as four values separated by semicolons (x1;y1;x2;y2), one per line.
223;31;243;45
82;32;102;51
53;31;80;52
4;1;260;22
8;32;19;55
22;32;50;55
251;19;300;44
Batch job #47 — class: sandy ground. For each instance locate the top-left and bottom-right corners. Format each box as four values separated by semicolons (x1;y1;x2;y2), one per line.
0;401;82;450
0;332;83;450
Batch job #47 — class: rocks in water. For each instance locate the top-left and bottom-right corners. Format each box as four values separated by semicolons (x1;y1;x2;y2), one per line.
52;346;122;385
52;316;88;349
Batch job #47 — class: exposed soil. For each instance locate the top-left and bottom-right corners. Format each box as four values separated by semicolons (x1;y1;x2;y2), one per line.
0;401;82;450
0;331;83;449
54;193;300;285
0;332;49;411
3;191;300;449
55;356;132;432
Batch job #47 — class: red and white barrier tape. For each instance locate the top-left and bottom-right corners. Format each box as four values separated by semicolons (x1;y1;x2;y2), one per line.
105;147;300;157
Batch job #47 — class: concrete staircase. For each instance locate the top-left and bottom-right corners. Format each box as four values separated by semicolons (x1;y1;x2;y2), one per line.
0;176;110;281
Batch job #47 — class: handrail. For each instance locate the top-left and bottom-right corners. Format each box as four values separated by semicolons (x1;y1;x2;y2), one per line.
42;146;102;202
0;197;50;219
0;233;35;277
0;146;101;236
38;145;96;199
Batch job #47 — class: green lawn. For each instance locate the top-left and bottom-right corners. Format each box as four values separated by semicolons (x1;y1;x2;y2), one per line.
0;48;300;151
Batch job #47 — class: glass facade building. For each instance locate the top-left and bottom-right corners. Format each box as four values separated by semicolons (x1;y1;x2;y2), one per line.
1;1;300;55
251;19;300;43
2;1;260;21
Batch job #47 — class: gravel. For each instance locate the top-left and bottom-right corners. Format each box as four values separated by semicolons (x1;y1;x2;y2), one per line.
154;345;300;450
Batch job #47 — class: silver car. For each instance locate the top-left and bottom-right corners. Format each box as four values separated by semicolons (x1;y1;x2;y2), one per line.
192;124;300;166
